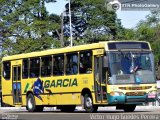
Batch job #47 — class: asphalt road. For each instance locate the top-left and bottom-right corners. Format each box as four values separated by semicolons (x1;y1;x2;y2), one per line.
0;106;160;120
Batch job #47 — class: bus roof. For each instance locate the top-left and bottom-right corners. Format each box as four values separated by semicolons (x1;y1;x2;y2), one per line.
2;42;106;61
2;41;151;61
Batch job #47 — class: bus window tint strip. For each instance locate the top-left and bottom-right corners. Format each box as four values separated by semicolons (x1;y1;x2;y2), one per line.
108;42;150;50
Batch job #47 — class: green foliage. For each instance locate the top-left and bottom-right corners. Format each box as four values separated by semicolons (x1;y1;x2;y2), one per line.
136;21;156;42
152;40;160;62
0;0;124;80
63;0;123;45
135;11;160;63
123;29;136;40
0;0;59;56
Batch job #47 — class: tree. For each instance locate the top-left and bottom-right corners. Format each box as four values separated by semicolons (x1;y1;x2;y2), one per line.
135;11;160;62
123;28;135;40
63;0;123;45
0;0;59;56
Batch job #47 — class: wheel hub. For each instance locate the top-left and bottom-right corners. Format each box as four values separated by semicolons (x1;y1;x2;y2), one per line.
28;98;33;109
86;97;92;108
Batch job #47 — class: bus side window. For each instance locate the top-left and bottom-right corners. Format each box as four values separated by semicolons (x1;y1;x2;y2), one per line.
3;61;11;80
22;59;29;79
79;51;92;74
41;56;52;77
53;55;64;76
30;57;40;78
66;53;78;75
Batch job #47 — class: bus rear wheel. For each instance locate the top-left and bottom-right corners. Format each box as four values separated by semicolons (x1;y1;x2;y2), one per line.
84;94;98;113
123;105;136;112
26;93;44;112
60;105;76;112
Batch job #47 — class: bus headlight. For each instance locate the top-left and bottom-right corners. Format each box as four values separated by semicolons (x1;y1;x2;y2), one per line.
110;92;124;96
148;91;157;98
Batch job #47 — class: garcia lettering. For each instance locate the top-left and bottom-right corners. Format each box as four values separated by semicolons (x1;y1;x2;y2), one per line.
44;78;78;88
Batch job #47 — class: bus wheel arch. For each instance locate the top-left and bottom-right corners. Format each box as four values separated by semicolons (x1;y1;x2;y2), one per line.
26;91;34;98
81;88;98;113
81;88;92;98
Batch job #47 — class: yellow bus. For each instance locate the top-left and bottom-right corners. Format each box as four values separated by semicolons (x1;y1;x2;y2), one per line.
1;41;157;112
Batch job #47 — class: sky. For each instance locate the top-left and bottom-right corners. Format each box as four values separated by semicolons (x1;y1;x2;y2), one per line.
45;0;150;29
117;11;150;28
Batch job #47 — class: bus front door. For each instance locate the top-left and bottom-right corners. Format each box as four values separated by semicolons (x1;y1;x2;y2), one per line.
94;56;107;103
12;65;22;105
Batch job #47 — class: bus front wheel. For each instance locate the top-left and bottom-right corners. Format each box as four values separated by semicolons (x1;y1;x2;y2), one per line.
26;93;44;112
123;105;136;112
84;94;98;113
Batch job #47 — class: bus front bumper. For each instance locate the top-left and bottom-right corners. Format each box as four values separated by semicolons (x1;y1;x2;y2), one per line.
107;94;156;105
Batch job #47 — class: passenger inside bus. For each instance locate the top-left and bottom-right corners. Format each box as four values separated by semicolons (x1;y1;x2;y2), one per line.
79;61;86;73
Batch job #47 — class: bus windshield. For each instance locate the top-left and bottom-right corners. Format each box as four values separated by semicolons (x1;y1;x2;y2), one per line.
108;51;155;84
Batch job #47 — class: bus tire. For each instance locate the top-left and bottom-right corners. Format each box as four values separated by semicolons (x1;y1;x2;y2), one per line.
123;105;136;112
26;94;44;112
60;105;76;112
84;94;98;113
26;94;36;112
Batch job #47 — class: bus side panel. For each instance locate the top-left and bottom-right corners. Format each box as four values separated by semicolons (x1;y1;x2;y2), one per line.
21;79;33;106
2;78;13;106
21;79;47;106
2;96;13;106
56;93;81;105
2;79;12;96
78;74;96;104
91;93;97;104
48;94;57;105
22;95;26;106
44;74;94;105
21;74;94;106
34;95;47;105
21;94;57;106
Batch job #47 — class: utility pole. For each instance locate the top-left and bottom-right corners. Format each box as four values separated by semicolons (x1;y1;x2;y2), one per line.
60;12;64;47
69;0;73;47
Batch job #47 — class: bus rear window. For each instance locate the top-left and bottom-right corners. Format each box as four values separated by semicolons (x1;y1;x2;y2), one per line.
3;61;11;80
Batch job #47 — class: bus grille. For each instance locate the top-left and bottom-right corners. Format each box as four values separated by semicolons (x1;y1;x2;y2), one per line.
126;98;146;102
126;92;146;96
119;86;151;90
